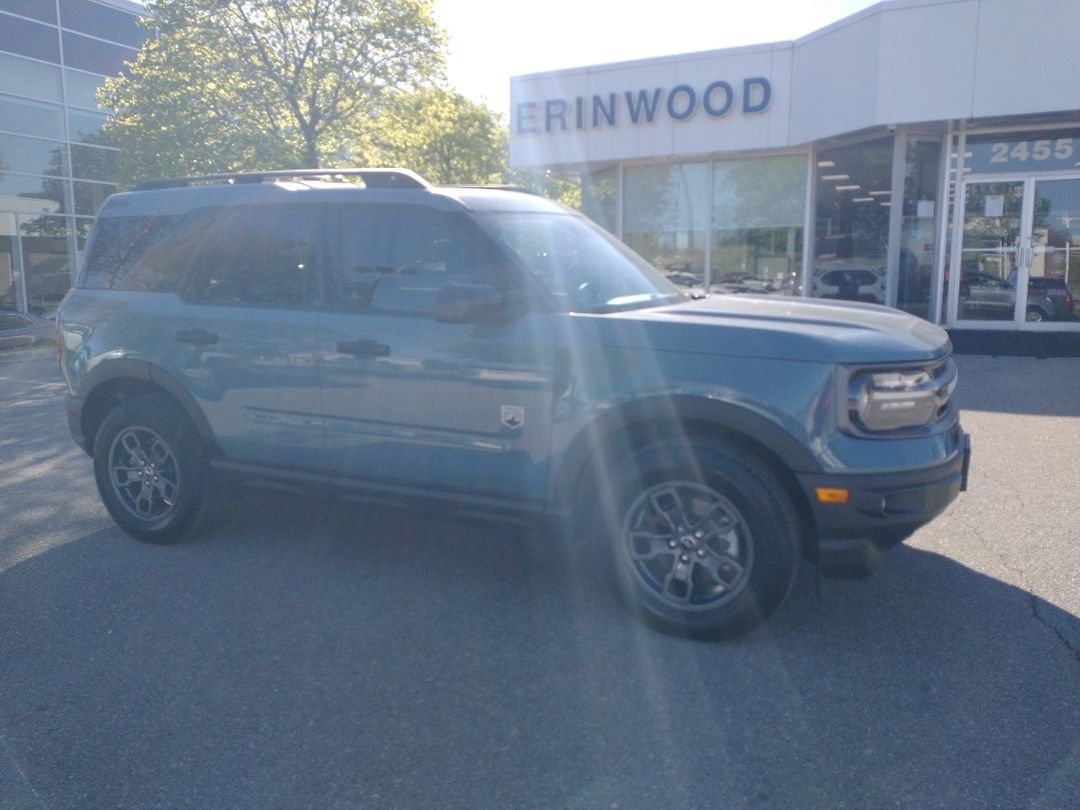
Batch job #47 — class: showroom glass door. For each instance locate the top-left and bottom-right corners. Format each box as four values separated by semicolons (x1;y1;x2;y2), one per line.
953;179;1027;325
953;175;1080;328
1028;177;1080;327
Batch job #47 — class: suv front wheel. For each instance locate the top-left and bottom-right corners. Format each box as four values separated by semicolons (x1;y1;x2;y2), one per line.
92;394;210;543
595;440;801;638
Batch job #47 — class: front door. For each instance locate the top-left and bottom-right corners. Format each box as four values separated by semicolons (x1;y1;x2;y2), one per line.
318;204;557;503
952;175;1080;328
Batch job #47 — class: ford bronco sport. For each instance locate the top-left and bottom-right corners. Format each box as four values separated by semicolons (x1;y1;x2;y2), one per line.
57;168;970;637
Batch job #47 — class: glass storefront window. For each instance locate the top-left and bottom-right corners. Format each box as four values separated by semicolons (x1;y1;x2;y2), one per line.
897;138;942;319
19;214;72;314
581;167;617;235
813;137;894;303
624;162;708;291
712;154;806;295
0;52;62;102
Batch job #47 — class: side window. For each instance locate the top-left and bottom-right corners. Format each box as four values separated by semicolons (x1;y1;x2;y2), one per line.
80;215;181;290
184;206;321;308
333;206;384;311
333;207;495;315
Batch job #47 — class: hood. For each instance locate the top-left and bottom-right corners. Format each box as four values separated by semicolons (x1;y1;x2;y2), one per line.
572;294;950;364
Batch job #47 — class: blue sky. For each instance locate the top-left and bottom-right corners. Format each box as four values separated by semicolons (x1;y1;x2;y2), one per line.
435;0;881;115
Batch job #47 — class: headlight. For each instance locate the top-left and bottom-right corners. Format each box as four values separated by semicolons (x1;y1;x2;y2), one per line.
845;361;956;433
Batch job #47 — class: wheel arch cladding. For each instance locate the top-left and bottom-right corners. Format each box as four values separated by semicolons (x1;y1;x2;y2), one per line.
556;396;820;551
80;363;218;458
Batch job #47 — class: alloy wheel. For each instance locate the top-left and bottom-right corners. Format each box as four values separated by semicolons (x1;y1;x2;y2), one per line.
108;426;181;522
621;481;753;611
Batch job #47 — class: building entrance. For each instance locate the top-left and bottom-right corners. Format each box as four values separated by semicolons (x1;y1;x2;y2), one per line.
951;174;1080;329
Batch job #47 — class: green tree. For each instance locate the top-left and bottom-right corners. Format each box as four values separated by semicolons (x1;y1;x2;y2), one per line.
100;0;445;182
369;89;506;185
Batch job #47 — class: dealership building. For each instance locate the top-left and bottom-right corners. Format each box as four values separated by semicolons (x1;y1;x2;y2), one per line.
0;0;144;315
510;0;1080;341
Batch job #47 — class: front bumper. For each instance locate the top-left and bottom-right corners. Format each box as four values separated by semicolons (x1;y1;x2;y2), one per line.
797;432;970;572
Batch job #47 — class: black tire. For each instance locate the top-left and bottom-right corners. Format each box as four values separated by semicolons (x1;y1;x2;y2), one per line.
92;394;211;544
592;440;801;639
1025;306;1046;322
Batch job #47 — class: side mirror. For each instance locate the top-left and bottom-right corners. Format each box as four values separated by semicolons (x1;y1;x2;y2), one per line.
432;281;507;324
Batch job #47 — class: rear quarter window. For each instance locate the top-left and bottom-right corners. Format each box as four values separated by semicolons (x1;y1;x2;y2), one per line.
79;214;183;291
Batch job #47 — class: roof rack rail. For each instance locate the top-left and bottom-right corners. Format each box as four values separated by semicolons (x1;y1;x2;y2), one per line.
132;168;431;192
443;184;539;195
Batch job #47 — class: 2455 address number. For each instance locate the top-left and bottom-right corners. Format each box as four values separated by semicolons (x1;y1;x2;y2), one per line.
989;137;1075;164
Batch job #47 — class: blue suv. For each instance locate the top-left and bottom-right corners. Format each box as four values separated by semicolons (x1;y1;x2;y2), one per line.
58;169;970;637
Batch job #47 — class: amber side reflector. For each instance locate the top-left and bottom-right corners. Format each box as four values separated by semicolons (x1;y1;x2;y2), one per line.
815;488;850;504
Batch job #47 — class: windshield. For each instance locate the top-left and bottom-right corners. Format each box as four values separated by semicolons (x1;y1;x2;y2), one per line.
479;211;688;313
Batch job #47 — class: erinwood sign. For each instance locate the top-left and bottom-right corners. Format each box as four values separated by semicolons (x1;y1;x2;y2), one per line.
514;77;773;135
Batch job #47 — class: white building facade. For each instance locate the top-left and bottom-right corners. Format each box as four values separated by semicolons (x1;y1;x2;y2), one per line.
510;0;1080;334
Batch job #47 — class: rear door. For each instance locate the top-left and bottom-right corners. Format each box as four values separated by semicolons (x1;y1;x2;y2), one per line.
158;204;326;471
318;204;557;502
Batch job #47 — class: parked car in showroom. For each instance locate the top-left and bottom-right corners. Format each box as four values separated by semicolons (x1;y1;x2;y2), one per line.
811;264;887;303
57;168;970;638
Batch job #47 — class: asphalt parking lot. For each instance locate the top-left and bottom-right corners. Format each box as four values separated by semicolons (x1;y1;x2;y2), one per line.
1;349;1078;809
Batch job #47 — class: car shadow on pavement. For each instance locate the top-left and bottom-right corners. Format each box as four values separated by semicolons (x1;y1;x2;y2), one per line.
2;490;1078;810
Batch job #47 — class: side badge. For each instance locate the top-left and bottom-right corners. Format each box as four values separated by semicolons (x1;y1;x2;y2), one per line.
500;405;525;430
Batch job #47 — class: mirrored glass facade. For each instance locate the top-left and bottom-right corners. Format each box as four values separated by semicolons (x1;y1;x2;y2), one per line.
0;0;143;313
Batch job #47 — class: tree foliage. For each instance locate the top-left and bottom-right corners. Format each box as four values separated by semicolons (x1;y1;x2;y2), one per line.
101;0;446;181
370;89;506;185
97;0;584;206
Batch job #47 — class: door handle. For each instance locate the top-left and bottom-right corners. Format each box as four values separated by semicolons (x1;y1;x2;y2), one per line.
175;329;219;346
336;339;390;357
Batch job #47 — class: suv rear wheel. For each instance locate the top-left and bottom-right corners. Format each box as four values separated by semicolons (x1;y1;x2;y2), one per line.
595;441;801;638
92;394;210;543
